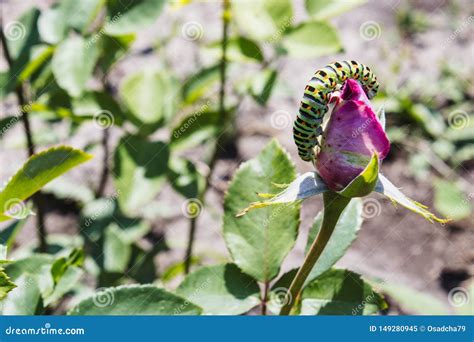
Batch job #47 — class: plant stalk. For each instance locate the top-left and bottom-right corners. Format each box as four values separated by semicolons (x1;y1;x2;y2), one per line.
279;192;351;315
184;0;231;274
1;20;47;252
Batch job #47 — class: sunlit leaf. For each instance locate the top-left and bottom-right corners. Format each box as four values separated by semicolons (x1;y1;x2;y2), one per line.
69;285;202;315
0;146;92;222
105;0;166;36
433;179;471;221
113;135;169;216
305;0;367;20
282;21;342;58
176;264;260;315
224;139;300;282
52;36;99;97
300;269;387;315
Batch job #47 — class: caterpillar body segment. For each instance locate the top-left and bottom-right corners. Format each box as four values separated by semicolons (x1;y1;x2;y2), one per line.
293;60;379;162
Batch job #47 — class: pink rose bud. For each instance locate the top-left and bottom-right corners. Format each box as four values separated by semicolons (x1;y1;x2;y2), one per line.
316;79;390;191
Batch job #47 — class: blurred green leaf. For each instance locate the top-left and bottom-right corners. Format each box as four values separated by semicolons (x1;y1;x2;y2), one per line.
170;110;220;150
113;135;169;216
205;37;264;63
41;265;83;307
0;116;20;139
1;255;53;315
52;36;99;97
69;284;202;315
50;248;84;284
103;224;132;273
223;139;300;282
98;34;136;72
233;0;293;41
182;65;220;105
301;269;387;315
0;220;26;250
168;157;205;199
305;199;363;285
433;179;471;221
375;280;448;315
176;264;260;315
305;0;366;19
409;104;445;138
408;154;430;180
249;69;278;106
0;146;92;222
282;21;342;58
105;0;166;36
0;269;16;300
120;70;178;133
38;7;67;44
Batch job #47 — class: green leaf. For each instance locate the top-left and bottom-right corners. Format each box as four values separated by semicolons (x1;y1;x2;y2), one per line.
41;266;83;307
236;172;327;216
170;110;220;150
375;173;448;223
176;264;260;315
52;36;99;97
113;135;169;216
105;0;166;36
1;274;40;315
249;69;278;106
433;179;471;221
305;199;363;283
98;34;136;72
50;248;84;284
69;284;202;315
205;37;264;64
182;65;220;104
38;7;67;44
103;224;132;273
0;220;26;250
305;0;367;20
120;70;178;132
0;116;20;139
282;21;342;58
339;153;379;198
300;269;387;315
5;8;40;60
374;280;448;315
224;139;300;282
168;157;205;199
0;268;16;300
233;0;293;41
3;8;41;93
1;255;53;314
0;146;92;222
18;45;54;83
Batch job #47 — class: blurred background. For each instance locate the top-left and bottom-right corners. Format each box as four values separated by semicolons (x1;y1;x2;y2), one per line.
0;0;472;314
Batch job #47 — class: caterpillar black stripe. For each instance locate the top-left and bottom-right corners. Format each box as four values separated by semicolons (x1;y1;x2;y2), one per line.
293;60;379;162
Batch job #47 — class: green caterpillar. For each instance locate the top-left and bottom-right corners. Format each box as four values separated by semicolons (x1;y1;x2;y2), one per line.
293;60;379;162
